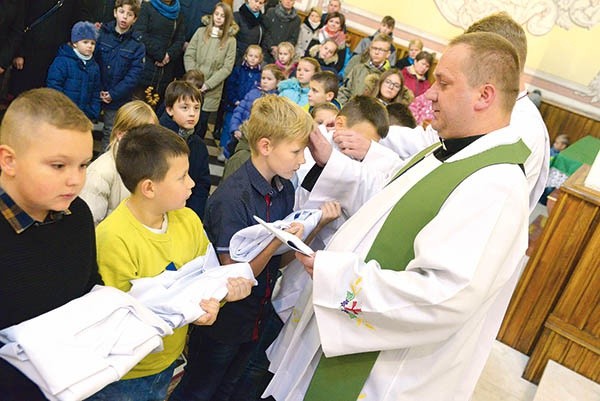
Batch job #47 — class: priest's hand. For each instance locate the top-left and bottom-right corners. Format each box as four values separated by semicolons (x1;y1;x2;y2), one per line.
193;298;220;326
308;124;332;167
333;128;371;161
224;277;254;302
296;251;315;278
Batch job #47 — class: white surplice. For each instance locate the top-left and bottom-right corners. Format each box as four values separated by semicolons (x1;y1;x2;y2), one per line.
264;128;529;401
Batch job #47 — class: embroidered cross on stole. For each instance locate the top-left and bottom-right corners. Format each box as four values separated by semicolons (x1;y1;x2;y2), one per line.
304;139;530;401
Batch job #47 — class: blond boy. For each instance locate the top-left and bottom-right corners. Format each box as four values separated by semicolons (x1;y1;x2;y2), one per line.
0;88;101;400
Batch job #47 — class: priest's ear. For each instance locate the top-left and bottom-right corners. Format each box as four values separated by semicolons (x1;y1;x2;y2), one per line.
473;83;496;112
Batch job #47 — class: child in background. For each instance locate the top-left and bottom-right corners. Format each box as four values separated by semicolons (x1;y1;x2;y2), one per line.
159;81;211;219
91;124;253;401
353;15;396;65
278;57;320;107
170;95;312;401
306;70;340;112
307;38;342;75
274;41;297;79
550;134;570;159
95;0;145;151
220;45;263;160
0;88;102;400
184;2;237;138
80;100;158;225
396;38;423;70
47;21;101;122
401;50;433;98
295;7;321;57
373;68;413;106
310;102;338;127
223;64;285;178
387;102;416;128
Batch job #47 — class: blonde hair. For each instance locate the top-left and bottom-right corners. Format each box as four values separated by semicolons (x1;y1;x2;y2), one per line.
246;95;313;156
109;100;158;150
277;42;296;66
408;38;423;50
1;88;92;148
203;2;234;47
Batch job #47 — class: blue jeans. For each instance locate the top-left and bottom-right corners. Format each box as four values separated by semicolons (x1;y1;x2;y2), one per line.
169;328;255;401
85;361;176;401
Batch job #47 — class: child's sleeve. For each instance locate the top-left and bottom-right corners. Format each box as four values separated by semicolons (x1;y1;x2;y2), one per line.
46;58;67;92
229;92;253;134
183;29;201;72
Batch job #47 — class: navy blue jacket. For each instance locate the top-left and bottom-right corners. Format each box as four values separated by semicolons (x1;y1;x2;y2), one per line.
223;62;261;110
47;44;101;120
159;113;211;219
94;21;145;110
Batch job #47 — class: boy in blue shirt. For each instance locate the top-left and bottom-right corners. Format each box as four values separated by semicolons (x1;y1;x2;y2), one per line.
171;95;313;401
95;0;145;151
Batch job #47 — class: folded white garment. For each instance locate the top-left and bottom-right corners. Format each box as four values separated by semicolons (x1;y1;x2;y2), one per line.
0;286;172;401
128;258;257;328
229;209;323;262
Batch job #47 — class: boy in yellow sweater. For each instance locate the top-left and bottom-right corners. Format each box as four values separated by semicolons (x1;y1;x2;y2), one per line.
91;124;253;401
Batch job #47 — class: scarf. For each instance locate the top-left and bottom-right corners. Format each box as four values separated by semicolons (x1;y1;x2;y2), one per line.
72;47;92;62
303;17;320;33
319;27;345;48
274;3;297;23
150;0;180;20
177;127;194;141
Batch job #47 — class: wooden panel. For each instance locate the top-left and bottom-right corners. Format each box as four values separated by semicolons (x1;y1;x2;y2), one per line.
540;101;600;144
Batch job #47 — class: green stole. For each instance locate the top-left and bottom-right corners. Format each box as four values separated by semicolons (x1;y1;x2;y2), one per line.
304;139;530;401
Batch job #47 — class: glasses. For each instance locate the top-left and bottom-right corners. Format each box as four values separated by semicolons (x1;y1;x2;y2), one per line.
383;79;402;90
370;46;390;54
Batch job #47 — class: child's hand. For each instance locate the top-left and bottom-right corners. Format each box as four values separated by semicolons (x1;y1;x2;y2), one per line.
235;101;240;106
286;222;305;239
318;201;341;227
13;57;24;70
100;91;112;104
224;277;254;302
234;130;242;139
193;298;220;326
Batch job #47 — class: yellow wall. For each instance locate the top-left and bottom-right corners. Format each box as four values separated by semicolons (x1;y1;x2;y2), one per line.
343;0;600;86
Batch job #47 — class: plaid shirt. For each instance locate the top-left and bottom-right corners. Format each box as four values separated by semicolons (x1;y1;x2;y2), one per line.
0;186;71;234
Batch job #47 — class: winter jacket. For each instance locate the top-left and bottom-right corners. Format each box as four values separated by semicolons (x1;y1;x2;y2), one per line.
94;21;145;110
229;87;277;134
338;57;390;105
47;44;101;120
224;62;261;109
261;4;300;62
233;4;263;63
159;113;211;219
80;146;130;226
278;78;309;107
308;44;342;74
295;18;319;57
134;1;186;95
184;16;238;112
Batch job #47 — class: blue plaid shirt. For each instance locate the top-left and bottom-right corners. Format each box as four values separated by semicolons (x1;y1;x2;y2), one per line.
0;186;71;234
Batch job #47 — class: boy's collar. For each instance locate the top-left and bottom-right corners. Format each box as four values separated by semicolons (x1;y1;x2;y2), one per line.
0;186;71;234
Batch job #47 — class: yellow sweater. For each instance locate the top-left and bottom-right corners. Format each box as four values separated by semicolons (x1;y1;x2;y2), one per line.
96;200;211;379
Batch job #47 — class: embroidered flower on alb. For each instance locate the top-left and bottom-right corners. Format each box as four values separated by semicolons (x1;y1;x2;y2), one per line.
340;277;374;330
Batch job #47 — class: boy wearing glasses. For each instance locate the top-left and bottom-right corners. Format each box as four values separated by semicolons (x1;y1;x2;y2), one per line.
338;34;392;105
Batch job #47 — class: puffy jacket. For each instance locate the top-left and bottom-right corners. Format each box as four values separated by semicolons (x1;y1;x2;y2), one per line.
229;87;276;134
94;21;145;110
47;43;101;120
224;62;261;109
278;78;309;106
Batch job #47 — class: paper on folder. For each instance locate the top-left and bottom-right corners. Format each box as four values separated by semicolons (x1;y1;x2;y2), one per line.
253;215;315;256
